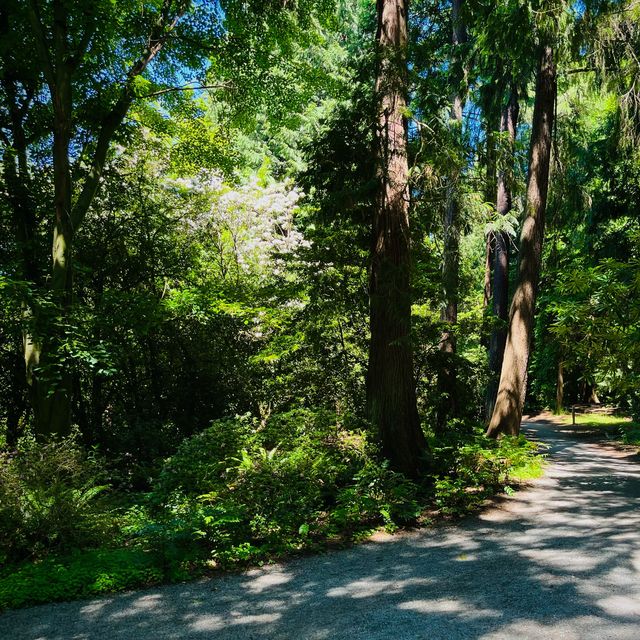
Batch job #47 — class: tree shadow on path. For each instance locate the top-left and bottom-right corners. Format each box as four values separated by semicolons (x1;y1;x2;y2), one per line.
2;421;640;640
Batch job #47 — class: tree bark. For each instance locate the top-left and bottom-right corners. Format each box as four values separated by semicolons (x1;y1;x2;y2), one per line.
485;87;519;421
22;0;75;436
437;0;467;428
367;0;426;478
0;73;44;434
483;238;492;313
487;45;556;437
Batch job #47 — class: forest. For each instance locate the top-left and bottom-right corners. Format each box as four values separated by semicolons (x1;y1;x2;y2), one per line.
1;0;639;612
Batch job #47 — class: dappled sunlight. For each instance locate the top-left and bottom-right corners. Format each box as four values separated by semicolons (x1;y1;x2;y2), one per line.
244;570;293;594
398;599;502;620
597;596;639;617
189;612;282;632
2;422;640;639
326;576;435;599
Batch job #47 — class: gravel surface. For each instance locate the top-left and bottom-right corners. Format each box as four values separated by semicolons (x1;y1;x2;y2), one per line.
2;419;640;640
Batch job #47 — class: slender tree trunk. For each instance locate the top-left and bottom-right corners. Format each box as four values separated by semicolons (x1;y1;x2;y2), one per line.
586;382;599;405
437;0;467;428
23;0;185;438
367;0;426;478
487;45;556;437
0;77;43;432
556;359;564;413
483;239;492;312
485;87;519;420
481;119;497;352
6;339;27;447
32;58;75;437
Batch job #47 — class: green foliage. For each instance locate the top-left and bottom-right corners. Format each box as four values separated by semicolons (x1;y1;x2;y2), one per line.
0;548;164;610
0;435;112;564
152;415;257;499
430;427;544;516
531;87;640;414
150;410;382;563
147;410;541;566
4;0;621;616
330;461;423;533
0;407;543;610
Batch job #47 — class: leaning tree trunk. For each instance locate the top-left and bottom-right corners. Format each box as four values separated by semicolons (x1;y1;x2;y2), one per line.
437;0;467;429
485;86;519;420
487;45;556;437
367;0;426;478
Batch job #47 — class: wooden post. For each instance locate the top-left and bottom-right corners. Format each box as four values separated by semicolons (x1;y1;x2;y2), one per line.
572;405;576;425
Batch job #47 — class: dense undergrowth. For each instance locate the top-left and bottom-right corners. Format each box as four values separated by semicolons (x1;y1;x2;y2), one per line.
0;410;543;610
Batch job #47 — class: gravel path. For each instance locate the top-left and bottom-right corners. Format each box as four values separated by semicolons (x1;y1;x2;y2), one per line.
2;419;640;640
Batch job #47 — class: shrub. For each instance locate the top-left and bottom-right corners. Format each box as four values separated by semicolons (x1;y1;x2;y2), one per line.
0;410;545;609
146;409;422;565
431;428;543;515
0;434;113;564
330;461;422;532
151;415;257;501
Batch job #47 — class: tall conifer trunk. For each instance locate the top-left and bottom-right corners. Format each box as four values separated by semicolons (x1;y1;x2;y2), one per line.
367;0;426;478
487;45;557;437
437;0;467;428
485;87;519;420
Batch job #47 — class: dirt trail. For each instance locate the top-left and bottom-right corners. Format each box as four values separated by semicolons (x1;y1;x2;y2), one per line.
2;419;640;640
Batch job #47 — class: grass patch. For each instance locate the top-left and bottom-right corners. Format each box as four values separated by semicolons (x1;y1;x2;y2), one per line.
560;413;640;445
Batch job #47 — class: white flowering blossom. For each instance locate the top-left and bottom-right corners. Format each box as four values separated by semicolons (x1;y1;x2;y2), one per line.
176;170;310;282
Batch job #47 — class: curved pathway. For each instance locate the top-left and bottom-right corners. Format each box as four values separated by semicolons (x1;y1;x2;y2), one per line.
2;419;640;639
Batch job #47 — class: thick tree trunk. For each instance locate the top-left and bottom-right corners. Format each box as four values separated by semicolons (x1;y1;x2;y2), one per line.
485;87;519;421
437;0;467;428
367;0;426;478
487;46;556;437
